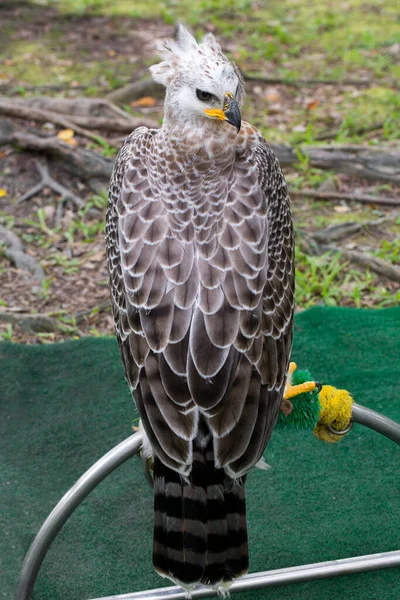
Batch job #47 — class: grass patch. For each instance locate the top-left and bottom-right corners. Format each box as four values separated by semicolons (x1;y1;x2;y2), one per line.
295;250;386;309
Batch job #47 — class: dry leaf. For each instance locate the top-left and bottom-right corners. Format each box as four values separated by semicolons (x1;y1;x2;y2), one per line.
108;49;116;57
57;129;78;147
0;188;7;197
334;205;351;213
306;99;319;110
130;96;157;108
264;88;281;103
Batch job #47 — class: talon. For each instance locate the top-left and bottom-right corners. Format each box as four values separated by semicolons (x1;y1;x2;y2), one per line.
284;381;316;400
288;361;297;375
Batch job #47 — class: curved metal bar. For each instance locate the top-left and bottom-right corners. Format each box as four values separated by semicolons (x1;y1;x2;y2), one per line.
89;550;400;600
14;433;143;600
14;404;400;599
352;403;400;445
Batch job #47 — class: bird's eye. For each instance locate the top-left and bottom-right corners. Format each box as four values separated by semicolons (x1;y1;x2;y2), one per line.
196;89;213;102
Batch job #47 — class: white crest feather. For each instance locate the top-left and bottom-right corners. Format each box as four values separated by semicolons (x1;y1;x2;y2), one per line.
176;24;197;52
150;25;227;87
201;32;222;54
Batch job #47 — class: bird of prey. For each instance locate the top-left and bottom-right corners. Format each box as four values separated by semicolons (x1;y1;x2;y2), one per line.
106;25;294;591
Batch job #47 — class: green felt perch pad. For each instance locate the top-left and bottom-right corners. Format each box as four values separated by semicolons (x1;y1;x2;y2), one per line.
1;307;400;600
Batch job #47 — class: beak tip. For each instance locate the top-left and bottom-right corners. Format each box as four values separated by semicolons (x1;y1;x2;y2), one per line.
223;95;241;135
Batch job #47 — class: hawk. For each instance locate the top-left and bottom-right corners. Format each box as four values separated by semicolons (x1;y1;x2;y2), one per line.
106;25;294;590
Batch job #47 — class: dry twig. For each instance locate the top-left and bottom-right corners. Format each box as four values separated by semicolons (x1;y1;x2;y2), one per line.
290;188;400;207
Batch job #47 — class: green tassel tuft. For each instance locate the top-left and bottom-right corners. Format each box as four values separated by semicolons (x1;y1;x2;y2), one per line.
276;368;321;431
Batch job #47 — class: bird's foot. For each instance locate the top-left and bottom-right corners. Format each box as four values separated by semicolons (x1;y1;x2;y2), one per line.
284;362;317;400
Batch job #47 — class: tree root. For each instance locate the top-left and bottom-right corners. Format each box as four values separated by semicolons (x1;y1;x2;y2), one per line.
0;224;45;282
17;160;85;209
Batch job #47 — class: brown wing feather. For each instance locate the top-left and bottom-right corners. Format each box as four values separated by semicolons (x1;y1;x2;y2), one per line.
106;127;294;480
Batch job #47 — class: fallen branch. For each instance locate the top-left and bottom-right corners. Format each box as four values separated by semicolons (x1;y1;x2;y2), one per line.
1;83;91;94
11;96;158;131
67;299;111;324
290;188;400;207
19;97;135;120
0;224;45;282
107;77;165;104
272;145;400;185
43;114;151;133
0;311;58;333
311;217;393;243
0;119;113;179
0;300;111;333
244;74;378;87
340;249;400;284
315;122;386;142
0;99;118;148
298;230;400;284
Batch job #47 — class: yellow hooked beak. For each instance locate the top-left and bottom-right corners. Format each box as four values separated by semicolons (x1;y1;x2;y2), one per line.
204;91;241;133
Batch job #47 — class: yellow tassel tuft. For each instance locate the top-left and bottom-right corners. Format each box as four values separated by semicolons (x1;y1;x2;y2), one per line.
314;385;353;443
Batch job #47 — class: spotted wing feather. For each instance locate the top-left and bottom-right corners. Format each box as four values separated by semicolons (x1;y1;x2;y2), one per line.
106;129;294;478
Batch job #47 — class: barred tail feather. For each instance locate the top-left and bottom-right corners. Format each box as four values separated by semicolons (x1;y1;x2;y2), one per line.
153;435;248;587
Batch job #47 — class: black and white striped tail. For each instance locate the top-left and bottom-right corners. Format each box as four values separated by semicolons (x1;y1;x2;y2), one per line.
153;434;248;587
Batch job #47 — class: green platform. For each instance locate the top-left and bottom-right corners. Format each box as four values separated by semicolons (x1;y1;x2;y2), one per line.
1;307;400;600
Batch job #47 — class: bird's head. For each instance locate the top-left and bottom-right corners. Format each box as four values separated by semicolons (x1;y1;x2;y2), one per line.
150;25;244;134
